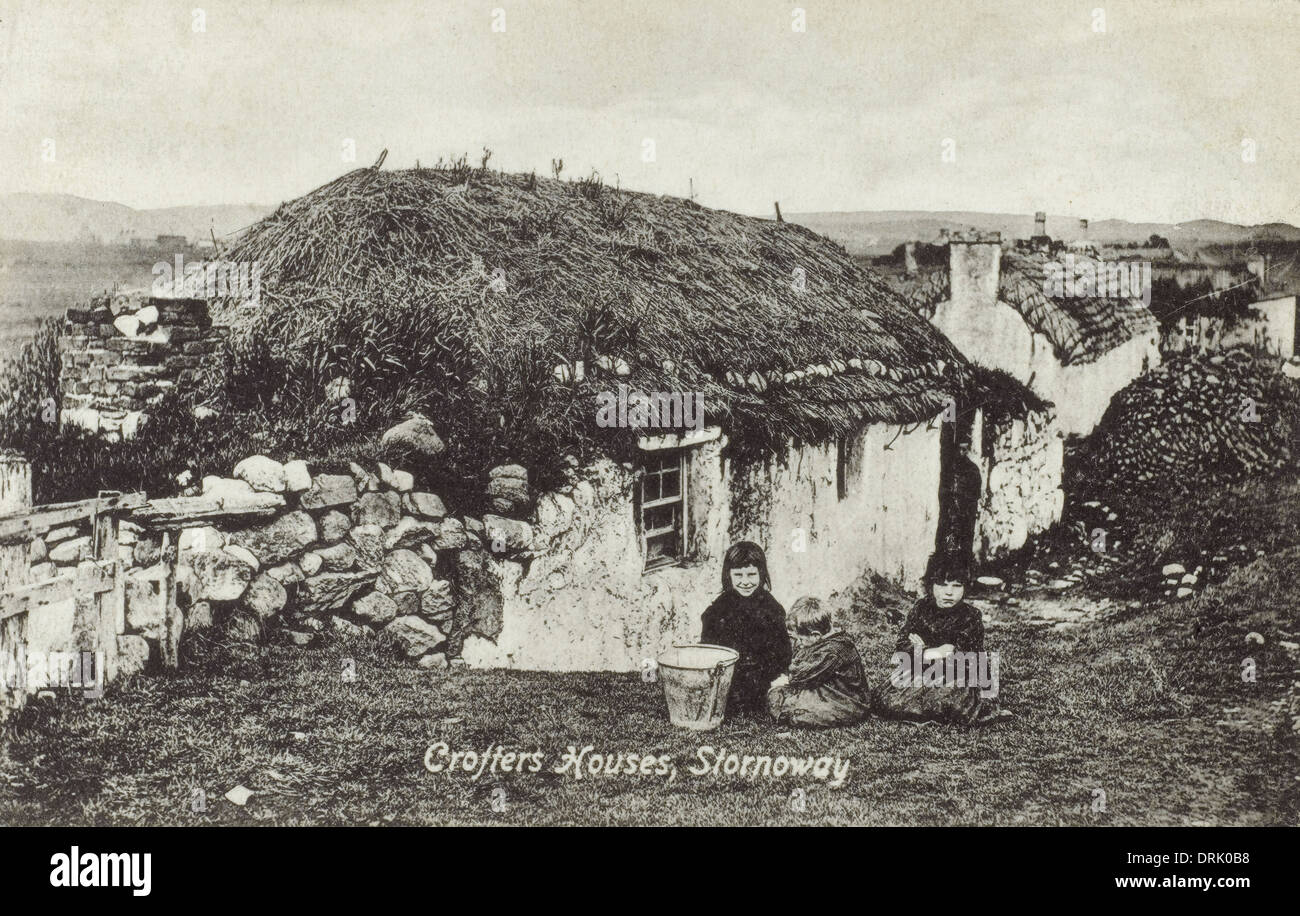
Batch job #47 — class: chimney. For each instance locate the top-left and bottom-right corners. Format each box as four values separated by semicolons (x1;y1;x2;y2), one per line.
1034;211;1047;237
903;242;918;275
948;230;1002;310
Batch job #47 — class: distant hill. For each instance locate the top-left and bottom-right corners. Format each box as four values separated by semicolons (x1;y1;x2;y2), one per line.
0;192;272;244
788;210;1300;257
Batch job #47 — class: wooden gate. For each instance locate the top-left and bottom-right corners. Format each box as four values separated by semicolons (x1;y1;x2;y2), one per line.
0;455;144;713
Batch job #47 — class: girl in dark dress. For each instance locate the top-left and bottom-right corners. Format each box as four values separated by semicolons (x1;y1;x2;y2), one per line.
700;541;791;718
872;552;1005;725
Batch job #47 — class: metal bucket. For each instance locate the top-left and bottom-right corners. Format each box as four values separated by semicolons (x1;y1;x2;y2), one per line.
657;644;739;731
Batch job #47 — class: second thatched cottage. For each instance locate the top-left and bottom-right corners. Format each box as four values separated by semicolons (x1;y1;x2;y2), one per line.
904;231;1161;437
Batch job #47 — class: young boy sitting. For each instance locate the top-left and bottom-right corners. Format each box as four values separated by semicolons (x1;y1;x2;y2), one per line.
767;597;872;728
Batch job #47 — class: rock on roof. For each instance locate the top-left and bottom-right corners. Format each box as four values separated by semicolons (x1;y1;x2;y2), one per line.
221;165;972;445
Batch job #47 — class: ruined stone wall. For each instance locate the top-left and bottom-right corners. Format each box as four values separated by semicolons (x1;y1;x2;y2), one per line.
58;292;226;441
970;406;1064;558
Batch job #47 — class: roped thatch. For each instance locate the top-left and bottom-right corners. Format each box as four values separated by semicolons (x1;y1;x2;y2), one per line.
219;164;971;447
902;251;1159;366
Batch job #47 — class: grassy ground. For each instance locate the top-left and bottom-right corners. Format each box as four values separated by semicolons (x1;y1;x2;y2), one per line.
1;540;1297;826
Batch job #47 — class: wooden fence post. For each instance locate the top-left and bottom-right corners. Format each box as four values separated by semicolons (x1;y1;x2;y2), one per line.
160;531;182;669
0;456;32;712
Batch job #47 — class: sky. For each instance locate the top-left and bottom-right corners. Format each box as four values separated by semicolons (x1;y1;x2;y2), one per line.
1;0;1297;224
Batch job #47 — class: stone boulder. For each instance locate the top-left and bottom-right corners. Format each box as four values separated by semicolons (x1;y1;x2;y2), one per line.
223;544;260;572
222;609;262;643
276;628;318;647
420;579;455;622
312;541;358;572
380;414;446;461
202;475;256;502
378;549;434;595
242;572;288;620
178;526;224;553
186;601;214;631
319;509;352;543
298;570;377;616
189;550;254;602
487;464;531;514
299;474;358;511
455;549;504;640
226;510;318;565
352;491;401;528
391;591;420;616
331;616;374;639
234;455;288;493
432;517;467;551
383;615;446;659
283;459;312;493
132;536;161;567
48;536;90;564
403;492;446;519
384;516;440;551
351;590;398;625
378;463;414;492
124;565;167;639
481;515;533;553
347;524;386;569
265;562;304;585
349;461;381;493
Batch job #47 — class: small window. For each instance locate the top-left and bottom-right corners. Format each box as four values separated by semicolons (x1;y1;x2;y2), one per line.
641;450;687;569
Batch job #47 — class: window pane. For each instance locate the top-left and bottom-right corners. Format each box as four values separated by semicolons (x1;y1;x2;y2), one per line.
646;503;677;532
642;471;661;503
660;467;681;498
647;532;679;561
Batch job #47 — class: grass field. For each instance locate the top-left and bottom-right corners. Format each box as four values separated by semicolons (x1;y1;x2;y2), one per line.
1;530;1296;826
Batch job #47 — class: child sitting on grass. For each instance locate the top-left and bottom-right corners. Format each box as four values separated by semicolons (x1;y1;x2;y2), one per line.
872;552;1007;726
767;597;872;728
700;541;791;718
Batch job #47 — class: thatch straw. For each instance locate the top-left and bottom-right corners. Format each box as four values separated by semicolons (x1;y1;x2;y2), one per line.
219;164;971;451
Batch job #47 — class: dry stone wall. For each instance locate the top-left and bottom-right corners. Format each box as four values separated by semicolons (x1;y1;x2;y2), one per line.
18;445;539;675
136;452;534;670
58;292;227;441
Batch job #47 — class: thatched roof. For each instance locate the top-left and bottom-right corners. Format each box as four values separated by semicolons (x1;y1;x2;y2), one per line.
901;250;1159;366
220;164;971;446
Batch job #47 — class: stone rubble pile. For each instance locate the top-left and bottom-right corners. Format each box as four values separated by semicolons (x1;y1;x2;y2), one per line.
1079;351;1294;494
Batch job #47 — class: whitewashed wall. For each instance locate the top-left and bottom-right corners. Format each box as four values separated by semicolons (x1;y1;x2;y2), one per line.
463;418;943;671
932;289;1159;437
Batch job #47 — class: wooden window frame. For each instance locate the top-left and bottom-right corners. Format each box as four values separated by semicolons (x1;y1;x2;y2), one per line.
640;449;688;572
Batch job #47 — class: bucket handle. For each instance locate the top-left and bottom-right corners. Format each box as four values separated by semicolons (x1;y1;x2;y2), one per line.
706;661;726;721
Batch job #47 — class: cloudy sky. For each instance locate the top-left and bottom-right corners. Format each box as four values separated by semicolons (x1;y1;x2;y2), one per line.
1;0;1297;224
